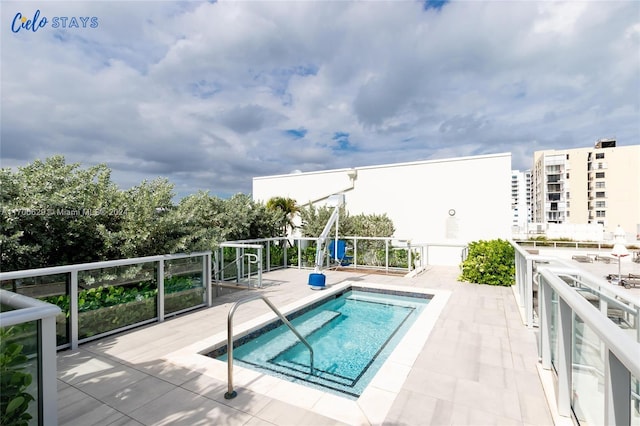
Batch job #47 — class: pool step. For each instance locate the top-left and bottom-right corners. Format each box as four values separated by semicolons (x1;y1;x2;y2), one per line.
293;309;342;337
271;358;355;387
235;310;341;365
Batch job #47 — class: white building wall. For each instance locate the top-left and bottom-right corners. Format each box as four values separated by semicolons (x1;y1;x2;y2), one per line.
253;153;512;265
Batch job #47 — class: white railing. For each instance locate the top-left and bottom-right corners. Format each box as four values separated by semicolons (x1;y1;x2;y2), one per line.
0;290;61;425
538;267;640;425
0;252;212;350
514;239;618;250
511;240;640;425
217;237;442;285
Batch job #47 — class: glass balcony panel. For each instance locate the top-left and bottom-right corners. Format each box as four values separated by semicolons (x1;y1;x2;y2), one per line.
572;314;605;425
77;262;157;339
1;274;69;346
632;375;640;426
0;320;40;425
268;241;287;270
164;256;206;315
550;289;558;370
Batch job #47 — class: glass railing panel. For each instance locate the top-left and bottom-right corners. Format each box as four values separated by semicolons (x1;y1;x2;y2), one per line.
268;241;288;270
77;262;157;339
572;314;605;425
164;256;205;315
1;273;69;346
220;247;241;281
286;240;316;269
633;375;640;426
0;320;40;425
354;239;387;267
550;289;558;370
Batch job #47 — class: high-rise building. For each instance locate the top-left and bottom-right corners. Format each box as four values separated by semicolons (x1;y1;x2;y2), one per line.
532;139;640;237
511;169;532;231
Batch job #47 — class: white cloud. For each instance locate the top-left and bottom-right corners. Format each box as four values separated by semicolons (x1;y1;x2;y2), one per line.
1;0;638;199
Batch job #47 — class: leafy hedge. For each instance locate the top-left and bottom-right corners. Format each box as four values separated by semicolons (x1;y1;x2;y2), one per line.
459;239;515;286
0;327;35;426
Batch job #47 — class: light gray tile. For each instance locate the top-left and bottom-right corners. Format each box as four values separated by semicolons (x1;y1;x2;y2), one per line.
128;387;252;426
384;389;438;425
58;386;123;426
402;368;457;402
100;375;177;415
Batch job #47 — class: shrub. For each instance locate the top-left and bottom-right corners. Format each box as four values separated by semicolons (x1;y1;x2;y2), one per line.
459;239;515;286
0;327;35;426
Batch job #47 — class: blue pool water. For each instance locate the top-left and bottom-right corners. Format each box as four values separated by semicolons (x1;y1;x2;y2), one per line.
212;288;430;398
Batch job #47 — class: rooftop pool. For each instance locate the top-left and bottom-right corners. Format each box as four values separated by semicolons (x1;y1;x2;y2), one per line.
166;281;450;424
209;287;431;398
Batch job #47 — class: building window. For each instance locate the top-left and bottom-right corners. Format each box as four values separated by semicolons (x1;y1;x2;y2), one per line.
596;201;606;208
595;152;604;159
595;181;605;189
596;210;606;218
566;211;570;217
596;172;605;178
596;191;605;198
566;173;570;179
566;154;570;160
566;192;570;199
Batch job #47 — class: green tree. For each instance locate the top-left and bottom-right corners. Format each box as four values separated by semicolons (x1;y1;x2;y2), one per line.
266;196;299;245
220;193;281;241
173;191;225;253
1;156;287;271
298;204;394;238
0;156;123;271
112;178;182;258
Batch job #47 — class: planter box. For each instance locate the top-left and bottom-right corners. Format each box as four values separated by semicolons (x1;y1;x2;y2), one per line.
164;287;205;315
78;298;156;339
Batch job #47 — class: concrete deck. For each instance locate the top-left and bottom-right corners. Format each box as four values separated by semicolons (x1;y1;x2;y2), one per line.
57;266;553;425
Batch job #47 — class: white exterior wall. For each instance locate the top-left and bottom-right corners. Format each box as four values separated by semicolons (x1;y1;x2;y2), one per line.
253;153;512;265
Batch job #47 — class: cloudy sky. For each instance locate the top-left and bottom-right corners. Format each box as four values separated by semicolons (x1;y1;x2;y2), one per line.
2;1;639;199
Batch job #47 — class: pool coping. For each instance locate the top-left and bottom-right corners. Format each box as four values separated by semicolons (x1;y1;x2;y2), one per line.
164;280;451;425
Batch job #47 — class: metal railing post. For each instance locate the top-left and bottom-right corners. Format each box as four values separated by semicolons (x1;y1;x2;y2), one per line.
205;254;213;306
70;270;79;350
258;247;263;288
605;351;630;425
40;315;59;425
158;259;165;322
385;239;389;272
224;294;314;399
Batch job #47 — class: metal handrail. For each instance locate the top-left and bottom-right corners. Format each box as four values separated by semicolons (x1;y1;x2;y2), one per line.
224;294;314;399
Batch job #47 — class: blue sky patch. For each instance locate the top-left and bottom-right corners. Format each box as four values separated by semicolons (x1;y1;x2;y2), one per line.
423;0;448;11
285;128;308;139
332;132;356;152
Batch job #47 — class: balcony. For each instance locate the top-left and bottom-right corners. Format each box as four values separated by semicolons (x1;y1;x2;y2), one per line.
512;244;640;425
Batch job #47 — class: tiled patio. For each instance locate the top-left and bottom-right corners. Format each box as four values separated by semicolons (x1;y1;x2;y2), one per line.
57;266;553;425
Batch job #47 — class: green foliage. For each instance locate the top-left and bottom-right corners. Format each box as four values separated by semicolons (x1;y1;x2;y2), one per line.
1;157;283;271
459;239;515;286
1;156;123;270
298;205;395;238
43;275;203;339
0;327;35;426
266;196;299;239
